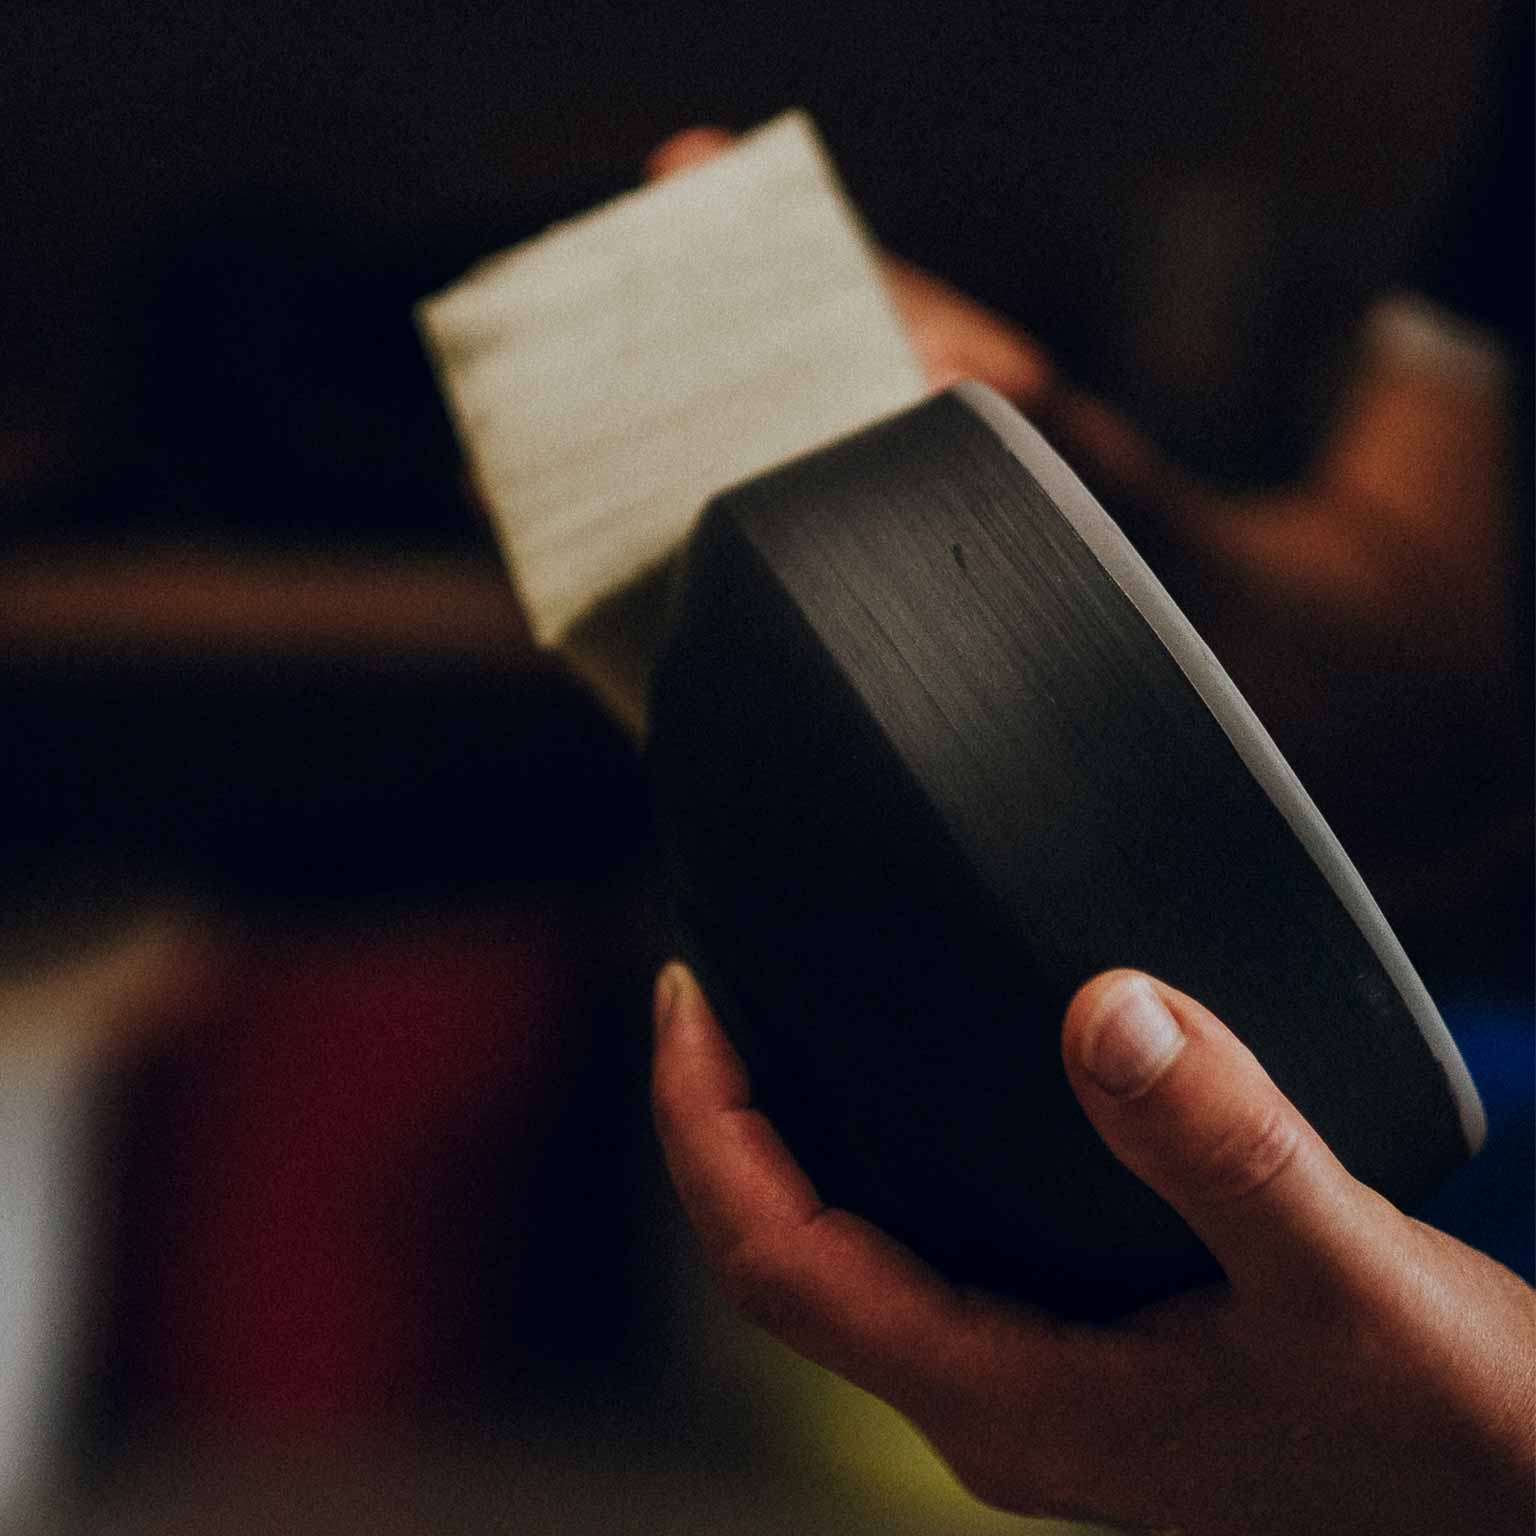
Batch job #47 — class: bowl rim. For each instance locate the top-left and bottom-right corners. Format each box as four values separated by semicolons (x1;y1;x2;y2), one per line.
956;379;1486;1155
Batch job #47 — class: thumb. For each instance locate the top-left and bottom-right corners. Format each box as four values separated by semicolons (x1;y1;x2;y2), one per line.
1062;969;1381;1300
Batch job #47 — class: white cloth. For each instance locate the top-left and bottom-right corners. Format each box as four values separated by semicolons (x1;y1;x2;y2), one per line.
417;113;924;672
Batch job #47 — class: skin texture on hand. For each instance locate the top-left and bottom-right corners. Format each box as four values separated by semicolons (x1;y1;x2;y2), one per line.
652;962;1536;1536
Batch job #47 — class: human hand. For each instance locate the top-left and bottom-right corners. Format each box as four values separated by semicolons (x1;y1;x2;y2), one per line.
652;961;1535;1535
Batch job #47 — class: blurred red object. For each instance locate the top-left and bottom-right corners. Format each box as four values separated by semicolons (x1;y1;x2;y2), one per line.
129;909;590;1428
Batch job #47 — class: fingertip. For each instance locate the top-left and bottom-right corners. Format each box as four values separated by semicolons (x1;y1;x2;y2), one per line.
653;960;683;1036
1045;391;1190;515
1062;968;1158;1066
1008;352;1057;414
644;126;737;180
963;328;1055;413
1064;970;1186;1100
650;960;752;1156
1063;972;1365;1294
653;959;705;1041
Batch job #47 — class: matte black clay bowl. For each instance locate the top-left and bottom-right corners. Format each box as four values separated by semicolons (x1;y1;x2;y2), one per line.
648;382;1482;1318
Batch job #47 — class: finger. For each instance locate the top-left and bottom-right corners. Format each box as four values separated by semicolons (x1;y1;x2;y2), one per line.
644;126;737;181
1061;970;1382;1301
882;255;1054;411
651;961;1065;1413
651;961;822;1247
1042;387;1204;527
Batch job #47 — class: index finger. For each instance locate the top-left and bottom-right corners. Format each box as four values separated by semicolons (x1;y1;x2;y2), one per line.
649;962;1055;1414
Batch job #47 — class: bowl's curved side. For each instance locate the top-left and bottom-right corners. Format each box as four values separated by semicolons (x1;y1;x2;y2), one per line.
955;379;1485;1157
649;384;1482;1313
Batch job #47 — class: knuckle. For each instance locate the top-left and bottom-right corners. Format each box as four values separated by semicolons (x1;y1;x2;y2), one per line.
1187;1103;1305;1210
714;1234;802;1335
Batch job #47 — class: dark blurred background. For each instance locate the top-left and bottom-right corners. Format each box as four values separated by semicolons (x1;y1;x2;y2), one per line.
3;0;1526;513
0;1;1528;1531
